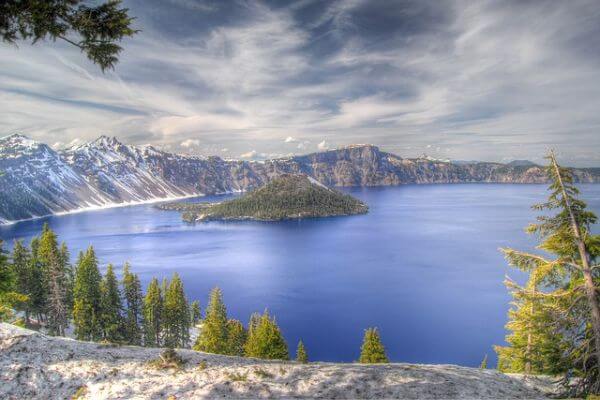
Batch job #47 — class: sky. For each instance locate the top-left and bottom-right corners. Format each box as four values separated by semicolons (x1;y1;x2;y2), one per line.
1;0;600;165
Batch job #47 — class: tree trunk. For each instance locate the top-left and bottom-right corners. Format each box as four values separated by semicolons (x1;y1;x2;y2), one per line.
551;153;600;368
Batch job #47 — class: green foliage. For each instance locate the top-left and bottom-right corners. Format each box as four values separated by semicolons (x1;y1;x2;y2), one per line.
190;300;201;325
38;224;69;335
162;273;190;348
226;319;247;356
359;327;389;364
296;340;308;363
194;287;228;354
0;0;137;71
244;310;289;360
122;263;143;345
143;278;163;347
497;152;600;395
73;247;102;340
179;174;368;222
100;264;123;342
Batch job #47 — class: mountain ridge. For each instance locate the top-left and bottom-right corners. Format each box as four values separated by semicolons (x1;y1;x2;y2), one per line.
1;134;599;224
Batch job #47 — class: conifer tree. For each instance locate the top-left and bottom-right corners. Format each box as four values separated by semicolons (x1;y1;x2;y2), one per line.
359;327;389;364
244;310;289;360
122;263;143;345
162;273;190;348
194;287;228;354
28;237;47;322
10;240;32;322
226;319;247;356
100;264;123;342
59;242;74;312
190;300;201;325
0;240;25;322
38;225;68;336
143;277;163;347
296;340;308;363
73;247;102;340
498;152;600;395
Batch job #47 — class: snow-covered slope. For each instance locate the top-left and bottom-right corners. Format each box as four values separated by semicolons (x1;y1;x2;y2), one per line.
1;134;599;225
0;323;554;399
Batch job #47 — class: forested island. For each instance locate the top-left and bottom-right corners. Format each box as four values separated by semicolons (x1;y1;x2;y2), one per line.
157;174;369;222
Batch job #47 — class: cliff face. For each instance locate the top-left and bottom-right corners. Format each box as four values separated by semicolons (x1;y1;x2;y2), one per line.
0;323;552;399
0;134;599;224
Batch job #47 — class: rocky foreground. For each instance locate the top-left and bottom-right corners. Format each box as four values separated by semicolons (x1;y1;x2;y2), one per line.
0;324;556;399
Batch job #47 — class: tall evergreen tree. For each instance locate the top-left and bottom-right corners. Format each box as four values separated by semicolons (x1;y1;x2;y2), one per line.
226;319;247;356
162;273;190;348
38;225;68;336
0;240;25;322
122;263;143;345
190;300;201;325
100;264;123;342
244;310;289;360
143;277;163;347
498;152;600;395
10;240;32;322
359;328;389;364
296;340;308;363
59;242;74;312
194;287;228;354
73;247;103;340
28;237;47;323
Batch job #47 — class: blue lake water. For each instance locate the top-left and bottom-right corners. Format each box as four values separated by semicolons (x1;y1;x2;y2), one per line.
2;184;600;367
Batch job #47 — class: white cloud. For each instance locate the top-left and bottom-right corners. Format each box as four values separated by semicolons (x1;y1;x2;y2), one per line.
284;136;298;143
239;150;258;159
180;139;200;148
317;140;330;151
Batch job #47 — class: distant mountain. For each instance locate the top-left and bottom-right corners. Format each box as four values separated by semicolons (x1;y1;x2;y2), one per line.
1;134;599;224
160;174;369;222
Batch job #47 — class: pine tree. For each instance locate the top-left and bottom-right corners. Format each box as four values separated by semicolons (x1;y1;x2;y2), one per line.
59;242;74;312
10;240;32;322
194;287;228;354
244;310;289;360
498;152;600;394
122;263;143;345
190;300;201;325
0;240;25;322
38;225;68;336
359;327;389;364
28;237;47;323
100;264;123;342
143;277;163;347
73;247;103;341
226;319;247;356
296;340;308;363
162;273;190;348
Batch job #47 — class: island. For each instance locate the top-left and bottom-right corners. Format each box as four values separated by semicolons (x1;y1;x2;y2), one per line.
157;174;369;222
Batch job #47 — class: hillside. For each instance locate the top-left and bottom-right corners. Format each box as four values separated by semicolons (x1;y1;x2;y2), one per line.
1;134;599;224
162;174;368;222
0;323;554;399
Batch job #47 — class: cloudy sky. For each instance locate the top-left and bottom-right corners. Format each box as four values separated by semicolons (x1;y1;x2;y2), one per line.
1;0;600;165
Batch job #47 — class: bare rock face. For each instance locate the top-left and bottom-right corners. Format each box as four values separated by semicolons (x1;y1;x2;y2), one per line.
0;323;552;399
1;134;599;224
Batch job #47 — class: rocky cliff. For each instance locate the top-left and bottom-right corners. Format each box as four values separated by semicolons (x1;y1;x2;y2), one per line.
0;134;598;224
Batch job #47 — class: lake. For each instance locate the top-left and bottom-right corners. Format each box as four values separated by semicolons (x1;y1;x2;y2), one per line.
2;184;599;367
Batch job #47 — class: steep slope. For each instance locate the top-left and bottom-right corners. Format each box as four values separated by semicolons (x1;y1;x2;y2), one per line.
0;134;112;223
0;324;553;399
165;174;369;221
1;134;599;224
